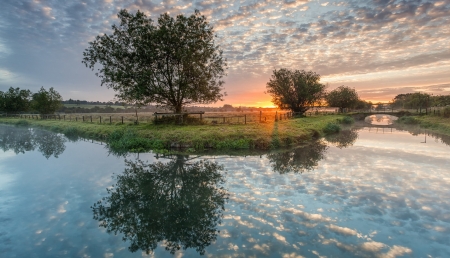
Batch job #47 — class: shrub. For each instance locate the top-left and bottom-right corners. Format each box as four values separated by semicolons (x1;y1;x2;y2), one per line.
397;116;419;125
338;116;354;124
15;119;30;126
323;123;341;134
63;126;81;141
443;107;450;118
108;129;156;153
396;111;412;117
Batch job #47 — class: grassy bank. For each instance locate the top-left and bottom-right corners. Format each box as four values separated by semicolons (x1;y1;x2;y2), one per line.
396;115;450;135
0;115;346;153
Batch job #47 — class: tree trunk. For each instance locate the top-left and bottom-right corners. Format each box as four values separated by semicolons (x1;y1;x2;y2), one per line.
174;104;183;124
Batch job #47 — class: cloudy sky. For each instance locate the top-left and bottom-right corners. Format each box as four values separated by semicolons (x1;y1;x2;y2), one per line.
0;0;449;107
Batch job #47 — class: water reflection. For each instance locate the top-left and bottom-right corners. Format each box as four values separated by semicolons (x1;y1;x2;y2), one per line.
0;125;66;158
92;155;228;255
268;129;358;174
267;142;327;174
325;129;359;148
365;114;398;125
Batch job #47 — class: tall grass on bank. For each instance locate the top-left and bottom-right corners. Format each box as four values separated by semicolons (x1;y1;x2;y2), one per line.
1;114;346;153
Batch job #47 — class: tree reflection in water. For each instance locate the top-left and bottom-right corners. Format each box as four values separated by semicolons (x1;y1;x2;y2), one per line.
92;155;228;255
268;129;359;174
0;125;66;158
325;129;359;149
267;141;328;174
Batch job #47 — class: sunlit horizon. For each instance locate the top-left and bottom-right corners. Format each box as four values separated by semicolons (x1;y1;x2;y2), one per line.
1;0;449;107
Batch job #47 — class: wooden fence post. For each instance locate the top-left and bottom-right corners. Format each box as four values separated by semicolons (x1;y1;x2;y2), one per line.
90;116;92;123
121;116;123;124
100;116;102;123
260;111;262;122
275;111;278;121
245;115;246;124
110;116;112;124
82;116;84;122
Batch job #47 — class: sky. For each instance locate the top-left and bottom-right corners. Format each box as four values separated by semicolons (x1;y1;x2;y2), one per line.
0;0;449;107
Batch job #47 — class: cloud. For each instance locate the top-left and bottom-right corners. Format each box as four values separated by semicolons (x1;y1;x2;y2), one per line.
0;0;449;102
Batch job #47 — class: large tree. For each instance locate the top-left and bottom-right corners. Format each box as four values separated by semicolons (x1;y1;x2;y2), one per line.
82;9;226;113
0;87;32;114
266;69;326;114
325;85;360;112
31;87;63;115
392;92;431;112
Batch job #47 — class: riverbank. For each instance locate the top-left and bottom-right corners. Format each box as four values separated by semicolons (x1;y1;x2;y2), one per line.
0;115;346;153
395;115;450;135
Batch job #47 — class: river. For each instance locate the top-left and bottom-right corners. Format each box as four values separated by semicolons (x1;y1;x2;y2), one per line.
0;119;449;257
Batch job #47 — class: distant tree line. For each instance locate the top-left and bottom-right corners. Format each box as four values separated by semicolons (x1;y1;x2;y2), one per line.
0;87;62;115
390;92;450;111
62;99;125;106
266;68;372;114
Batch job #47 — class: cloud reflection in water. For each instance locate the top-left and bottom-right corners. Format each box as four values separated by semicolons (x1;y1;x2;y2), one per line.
211;128;450;257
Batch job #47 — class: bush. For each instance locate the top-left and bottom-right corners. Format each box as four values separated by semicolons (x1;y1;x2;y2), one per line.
396;111;412;117
397;116;419;125
338;116;354;124
323;123;341;134
15;119;30;126
63;127;81;141
108;129;157;153
443;107;450;118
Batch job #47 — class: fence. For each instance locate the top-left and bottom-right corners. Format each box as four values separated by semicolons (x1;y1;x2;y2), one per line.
5;111;303;125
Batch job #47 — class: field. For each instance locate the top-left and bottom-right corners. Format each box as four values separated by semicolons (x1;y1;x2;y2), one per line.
1;111;346;153
28;110;340;125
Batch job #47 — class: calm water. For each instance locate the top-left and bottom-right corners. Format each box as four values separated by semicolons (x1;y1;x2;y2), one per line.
1;122;450;257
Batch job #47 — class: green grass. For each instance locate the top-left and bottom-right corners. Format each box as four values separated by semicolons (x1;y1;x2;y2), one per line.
0;115;345;153
412;116;450;135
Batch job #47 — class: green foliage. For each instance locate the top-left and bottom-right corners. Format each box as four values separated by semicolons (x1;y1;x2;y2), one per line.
354;99;372;110
397;116;420;125
31;87;63;115
108;129;158;152
338;116;354;124
83;9;226;113
266;69;326;114
323;122;341;134
15;119;30;126
1;114;347;153
443;107;450;118
0;87;32;114
214;139;250;149
391;92;431;110
325;85;360;112
63;126;82;141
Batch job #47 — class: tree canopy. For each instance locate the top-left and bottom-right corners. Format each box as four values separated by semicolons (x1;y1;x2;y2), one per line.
31;87;63;115
83;9;227;113
0;87;32;114
325;85;360;112
391;92;431;111
266;69;326;114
